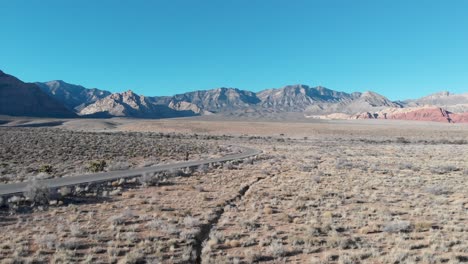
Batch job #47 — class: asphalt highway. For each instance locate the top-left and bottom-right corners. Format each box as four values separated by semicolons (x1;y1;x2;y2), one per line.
0;146;261;196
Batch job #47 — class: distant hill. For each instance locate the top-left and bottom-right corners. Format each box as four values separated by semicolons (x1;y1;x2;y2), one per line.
36;80;111;111
0;70;76;118
402;91;468;113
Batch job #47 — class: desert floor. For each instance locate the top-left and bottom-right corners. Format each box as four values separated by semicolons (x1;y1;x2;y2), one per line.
0;117;467;263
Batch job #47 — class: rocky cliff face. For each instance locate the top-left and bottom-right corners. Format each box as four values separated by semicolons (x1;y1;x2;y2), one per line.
165;87;261;113
0;70;76;118
79;90;199;118
304;90;401;115
257;85;354;111
36;80;110;111
79;90;156;117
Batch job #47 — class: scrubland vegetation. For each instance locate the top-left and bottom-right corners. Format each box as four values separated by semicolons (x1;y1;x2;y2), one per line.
0;128;237;184
0;120;467;263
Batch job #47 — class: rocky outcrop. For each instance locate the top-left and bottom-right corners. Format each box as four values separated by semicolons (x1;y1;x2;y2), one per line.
79;90;157;117
168;101;206;115
79;90;199;118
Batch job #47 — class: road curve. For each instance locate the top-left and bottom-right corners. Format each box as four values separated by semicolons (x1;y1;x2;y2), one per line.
0;146;261;196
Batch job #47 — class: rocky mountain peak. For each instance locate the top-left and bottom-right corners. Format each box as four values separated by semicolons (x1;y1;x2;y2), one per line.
428;91;450;97
122;89;137;95
0;70;77;117
36;80;111;111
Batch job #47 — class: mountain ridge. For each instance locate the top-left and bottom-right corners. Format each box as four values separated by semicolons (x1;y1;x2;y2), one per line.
0;71;77;118
1;69;467;123
36;80;111;111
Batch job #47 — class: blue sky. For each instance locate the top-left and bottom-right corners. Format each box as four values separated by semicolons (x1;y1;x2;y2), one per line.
1;0;467;100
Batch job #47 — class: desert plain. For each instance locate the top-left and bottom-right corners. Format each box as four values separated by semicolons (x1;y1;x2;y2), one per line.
0;117;467;264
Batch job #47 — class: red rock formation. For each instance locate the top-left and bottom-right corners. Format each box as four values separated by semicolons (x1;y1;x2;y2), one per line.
356;107;468;123
386;108;453;123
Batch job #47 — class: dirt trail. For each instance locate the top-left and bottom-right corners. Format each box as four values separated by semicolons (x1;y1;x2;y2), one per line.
195;176;267;264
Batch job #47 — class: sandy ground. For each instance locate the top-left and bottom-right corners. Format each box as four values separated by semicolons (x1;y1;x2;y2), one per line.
0;116;467;263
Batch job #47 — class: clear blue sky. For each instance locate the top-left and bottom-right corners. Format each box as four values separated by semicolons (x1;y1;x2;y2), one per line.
1;0;467;100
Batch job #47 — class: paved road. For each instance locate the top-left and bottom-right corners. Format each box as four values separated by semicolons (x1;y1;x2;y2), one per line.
0;146;261;196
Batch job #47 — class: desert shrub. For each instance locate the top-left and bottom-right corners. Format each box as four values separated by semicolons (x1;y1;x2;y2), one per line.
108;214;126;225
268;240;286;258
70;223;83;237
223;162;234;170
59;238;82;250
59;186;72;197
209;231;225;244
166;169;183;177
396;137;410;144
24;180;50;205
246;250;262;263
138;172;160;187
244;157;255;165
34;234;57;250
197;164;209;174
88;160;107;173
107;161;130;171
301;165;314;172
183;167;194;177
382;221;412;233
183;216;200;228
312;175;321;183
338;253;362;264
240;219;260;231
38;164;53;174
124;232;139;243
146;219;164;229
426;186;451;195
108;209;134;225
399;163;414;170
430;165;458;174
182;246;196;262
163;224;180;235
335;159;353;170
121;249;145;264
180;228;200;239
8;195;21;205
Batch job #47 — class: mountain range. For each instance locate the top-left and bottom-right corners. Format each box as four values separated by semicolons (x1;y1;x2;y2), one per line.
1;69;468;123
0;70;76;118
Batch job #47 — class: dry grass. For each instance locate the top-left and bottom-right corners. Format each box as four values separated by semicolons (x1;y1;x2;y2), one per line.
0;118;467;263
0;127;236;184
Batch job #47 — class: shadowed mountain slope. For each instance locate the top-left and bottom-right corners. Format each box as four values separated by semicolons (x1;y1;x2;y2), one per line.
0;70;76;118
36;80;111;111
